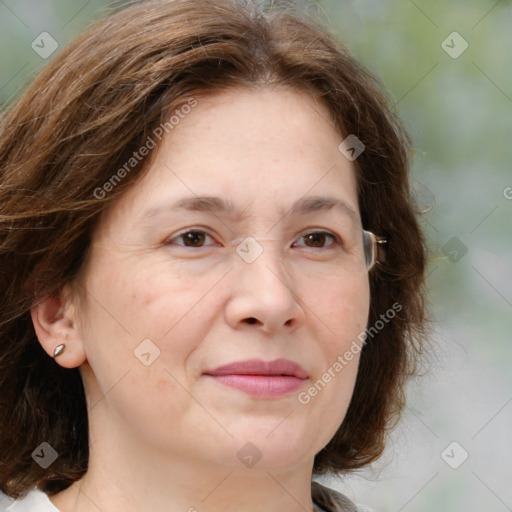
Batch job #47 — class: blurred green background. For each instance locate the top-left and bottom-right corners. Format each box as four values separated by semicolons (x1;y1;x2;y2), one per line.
1;0;511;510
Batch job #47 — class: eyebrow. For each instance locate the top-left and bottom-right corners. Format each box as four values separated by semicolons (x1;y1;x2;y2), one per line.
141;195;359;224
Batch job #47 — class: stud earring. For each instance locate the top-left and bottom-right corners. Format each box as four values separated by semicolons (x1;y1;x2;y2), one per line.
53;344;66;358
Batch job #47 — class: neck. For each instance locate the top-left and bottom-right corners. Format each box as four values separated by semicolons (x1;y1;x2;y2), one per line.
50;457;316;512
49;401;317;512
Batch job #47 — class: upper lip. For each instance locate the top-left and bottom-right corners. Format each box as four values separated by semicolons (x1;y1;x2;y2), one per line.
204;358;308;379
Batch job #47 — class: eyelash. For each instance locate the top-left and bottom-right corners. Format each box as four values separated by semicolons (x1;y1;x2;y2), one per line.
164;229;341;250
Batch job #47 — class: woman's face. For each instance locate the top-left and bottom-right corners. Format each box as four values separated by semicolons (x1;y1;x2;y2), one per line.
71;86;370;472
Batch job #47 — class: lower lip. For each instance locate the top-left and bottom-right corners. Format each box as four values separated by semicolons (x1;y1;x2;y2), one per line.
205;374;306;397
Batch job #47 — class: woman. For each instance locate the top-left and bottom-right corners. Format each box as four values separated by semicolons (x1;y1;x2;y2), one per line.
0;0;428;511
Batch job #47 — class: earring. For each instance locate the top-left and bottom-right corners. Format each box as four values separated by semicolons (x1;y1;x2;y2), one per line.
53;344;66;358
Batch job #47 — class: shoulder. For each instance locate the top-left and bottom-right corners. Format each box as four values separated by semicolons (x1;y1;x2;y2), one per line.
0;488;59;512
312;480;378;512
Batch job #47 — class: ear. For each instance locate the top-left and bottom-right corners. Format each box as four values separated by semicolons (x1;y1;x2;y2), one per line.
31;283;87;368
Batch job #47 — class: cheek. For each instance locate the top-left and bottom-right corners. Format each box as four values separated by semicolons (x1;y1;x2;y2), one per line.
79;262;223;435
127;265;225;345
302;273;369;416
311;271;370;347
85;255;219;339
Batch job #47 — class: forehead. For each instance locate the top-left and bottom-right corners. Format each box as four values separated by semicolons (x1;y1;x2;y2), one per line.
96;86;360;233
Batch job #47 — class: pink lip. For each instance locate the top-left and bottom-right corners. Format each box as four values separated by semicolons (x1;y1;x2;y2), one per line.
204;358;308;398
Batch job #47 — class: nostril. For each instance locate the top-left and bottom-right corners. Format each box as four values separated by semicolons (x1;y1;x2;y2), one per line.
246;317;258;324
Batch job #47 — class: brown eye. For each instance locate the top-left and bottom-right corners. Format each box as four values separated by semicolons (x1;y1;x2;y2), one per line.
294;231;338;249
166;230;216;248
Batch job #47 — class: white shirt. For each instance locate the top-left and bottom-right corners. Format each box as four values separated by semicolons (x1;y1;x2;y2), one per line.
2;488;59;511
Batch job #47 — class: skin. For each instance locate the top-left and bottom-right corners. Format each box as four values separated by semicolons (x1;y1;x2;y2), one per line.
32;86;371;512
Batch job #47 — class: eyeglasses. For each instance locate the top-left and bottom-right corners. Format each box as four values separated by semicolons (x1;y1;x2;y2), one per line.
363;230;387;271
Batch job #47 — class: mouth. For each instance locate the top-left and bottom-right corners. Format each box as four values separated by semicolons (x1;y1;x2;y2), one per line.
203;358;308;398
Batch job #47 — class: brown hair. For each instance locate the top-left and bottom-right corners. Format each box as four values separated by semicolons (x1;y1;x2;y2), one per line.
0;0;428;498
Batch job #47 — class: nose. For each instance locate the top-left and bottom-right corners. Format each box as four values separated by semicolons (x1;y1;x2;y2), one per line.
224;240;306;335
